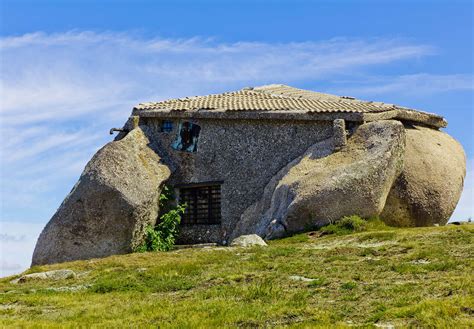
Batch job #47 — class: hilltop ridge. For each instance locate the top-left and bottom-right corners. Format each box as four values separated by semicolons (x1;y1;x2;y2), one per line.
1;223;473;327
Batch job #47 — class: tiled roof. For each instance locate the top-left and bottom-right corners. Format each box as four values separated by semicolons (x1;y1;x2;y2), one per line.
135;84;411;114
133;84;446;127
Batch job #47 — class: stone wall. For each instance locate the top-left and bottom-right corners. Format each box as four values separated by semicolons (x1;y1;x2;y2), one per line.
143;117;333;244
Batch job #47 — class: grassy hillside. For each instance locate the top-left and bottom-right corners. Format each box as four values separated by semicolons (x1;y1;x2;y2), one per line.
1;222;473;328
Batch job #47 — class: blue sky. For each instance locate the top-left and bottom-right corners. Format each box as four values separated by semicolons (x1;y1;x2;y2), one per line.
0;0;473;276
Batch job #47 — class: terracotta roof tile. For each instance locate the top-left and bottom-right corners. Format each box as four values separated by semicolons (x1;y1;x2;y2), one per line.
133;84;445;128
134;85;406;114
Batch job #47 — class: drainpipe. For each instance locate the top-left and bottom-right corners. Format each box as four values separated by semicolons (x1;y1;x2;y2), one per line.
110;116;141;140
109;128;128;135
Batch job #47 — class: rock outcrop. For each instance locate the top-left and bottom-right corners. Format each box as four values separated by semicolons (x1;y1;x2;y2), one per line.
11;269;76;284
32;126;171;266
381;125;466;226
232;120;406;240
230;234;268;247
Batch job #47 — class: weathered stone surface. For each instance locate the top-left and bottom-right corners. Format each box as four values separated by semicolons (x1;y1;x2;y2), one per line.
230;234;267;247
32;126;171;266
147;118;333;244
381;125;466;226
232;120;406;239
11;269;76;284
332;119;347;150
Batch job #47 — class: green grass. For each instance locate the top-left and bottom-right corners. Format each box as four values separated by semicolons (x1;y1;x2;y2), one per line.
1;224;473;328
320;215;370;235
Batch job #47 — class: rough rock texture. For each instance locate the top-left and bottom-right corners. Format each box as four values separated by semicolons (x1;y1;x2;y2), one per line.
332;119;347;150
11;269;76;284
232;120;406;240
230;234;268;247
32;126;171;266
381;125;466;226
145;117;333;244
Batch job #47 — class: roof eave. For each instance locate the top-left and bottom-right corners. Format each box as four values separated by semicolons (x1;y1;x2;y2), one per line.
132;108;447;128
133;108;366;122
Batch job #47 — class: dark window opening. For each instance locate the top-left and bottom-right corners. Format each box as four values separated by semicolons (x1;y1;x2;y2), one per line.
178;183;222;225
172;121;201;152
161;120;173;132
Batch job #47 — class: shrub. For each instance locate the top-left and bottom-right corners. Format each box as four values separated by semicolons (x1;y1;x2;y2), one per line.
135;185;186;252
339;215;367;231
320;215;368;235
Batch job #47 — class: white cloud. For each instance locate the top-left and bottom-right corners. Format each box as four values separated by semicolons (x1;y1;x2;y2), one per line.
0;31;471;276
0;32;439;213
1;260;22;272
0;33;436;117
0;221;44;277
0;233;26;242
333;73;474;97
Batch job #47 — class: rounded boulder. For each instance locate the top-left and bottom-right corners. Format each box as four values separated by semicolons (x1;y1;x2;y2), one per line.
381;125;466;226
32;127;171;265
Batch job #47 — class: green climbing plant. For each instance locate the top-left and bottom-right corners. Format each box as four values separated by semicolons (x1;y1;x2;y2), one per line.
135;185;186;252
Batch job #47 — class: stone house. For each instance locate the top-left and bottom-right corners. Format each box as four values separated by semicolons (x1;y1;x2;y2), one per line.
131;84;446;244
32;84;466;265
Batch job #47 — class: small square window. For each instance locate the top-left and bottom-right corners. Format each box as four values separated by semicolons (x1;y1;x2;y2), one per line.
161;120;173;133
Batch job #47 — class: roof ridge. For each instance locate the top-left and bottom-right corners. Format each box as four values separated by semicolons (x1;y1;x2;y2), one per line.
252;84;359;102
131;84;446;128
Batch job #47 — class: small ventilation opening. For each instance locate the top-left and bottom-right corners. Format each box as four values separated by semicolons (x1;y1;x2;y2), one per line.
161;120;173;132
178;182;222;225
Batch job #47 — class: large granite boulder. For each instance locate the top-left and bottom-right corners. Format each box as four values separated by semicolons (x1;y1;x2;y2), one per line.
381;125;466;226
232;120;406;240
32;126;171;266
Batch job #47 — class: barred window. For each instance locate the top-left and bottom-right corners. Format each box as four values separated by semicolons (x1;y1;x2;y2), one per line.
161;120;173;132
178;182;222;225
